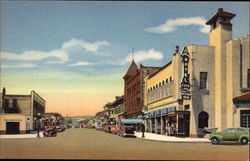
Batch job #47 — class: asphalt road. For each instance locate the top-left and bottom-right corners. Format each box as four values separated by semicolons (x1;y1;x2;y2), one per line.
0;128;249;160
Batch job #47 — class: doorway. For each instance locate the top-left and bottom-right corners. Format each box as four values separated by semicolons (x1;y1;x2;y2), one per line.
6;122;20;134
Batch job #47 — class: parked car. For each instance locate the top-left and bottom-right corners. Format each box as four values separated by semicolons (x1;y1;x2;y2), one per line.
117;125;135;137
56;125;63;132
110;124;120;134
210;127;249;144
95;124;101;130
43;126;57;137
74;124;81;128
117;119;144;137
60;124;66;131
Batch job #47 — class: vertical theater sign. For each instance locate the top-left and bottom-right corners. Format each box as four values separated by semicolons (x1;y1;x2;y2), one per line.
180;47;191;100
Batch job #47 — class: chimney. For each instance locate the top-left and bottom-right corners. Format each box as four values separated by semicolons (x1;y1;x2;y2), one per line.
175;45;179;53
217;8;223;12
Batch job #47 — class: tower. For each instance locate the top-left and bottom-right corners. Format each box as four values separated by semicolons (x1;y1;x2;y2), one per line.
206;8;236;131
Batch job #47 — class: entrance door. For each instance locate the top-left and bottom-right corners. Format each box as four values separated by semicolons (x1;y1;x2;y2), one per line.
6;122;20;134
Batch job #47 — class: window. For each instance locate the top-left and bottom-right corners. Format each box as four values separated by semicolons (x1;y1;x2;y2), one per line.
166;79;168;83
198;111;209;129
240;110;250;128
4;99;9;108
162;80;165;85
248;69;250;88
13;99;17;108
170;77;172;82
184;105;190;111
200;72;208;90
225;129;237;133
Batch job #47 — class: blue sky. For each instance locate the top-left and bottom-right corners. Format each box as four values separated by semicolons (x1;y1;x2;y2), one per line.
0;1;249;116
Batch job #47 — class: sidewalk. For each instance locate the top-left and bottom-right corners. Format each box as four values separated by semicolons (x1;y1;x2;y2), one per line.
134;132;210;143
0;131;44;139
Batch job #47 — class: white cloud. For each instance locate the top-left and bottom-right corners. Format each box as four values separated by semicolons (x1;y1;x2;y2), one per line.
145;17;210;34
114;48;164;65
68;61;93;67
1;38;110;67
1;50;69;63
62;38;110;52
1;63;37;68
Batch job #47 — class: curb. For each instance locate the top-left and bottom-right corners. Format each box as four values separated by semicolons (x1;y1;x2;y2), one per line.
136;137;210;143
0;132;44;139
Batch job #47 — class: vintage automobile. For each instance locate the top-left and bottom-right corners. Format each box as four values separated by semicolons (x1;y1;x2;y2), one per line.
43;126;57;137
60;124;66;131
210;127;249;144
117;119;144;137
56;125;63;132
110;123;120;134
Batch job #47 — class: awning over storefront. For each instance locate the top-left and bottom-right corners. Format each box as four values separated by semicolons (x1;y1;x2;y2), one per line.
148;106;176;117
119;119;144;124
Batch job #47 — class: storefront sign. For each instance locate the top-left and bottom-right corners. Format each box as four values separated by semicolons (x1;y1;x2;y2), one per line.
180;47;191;100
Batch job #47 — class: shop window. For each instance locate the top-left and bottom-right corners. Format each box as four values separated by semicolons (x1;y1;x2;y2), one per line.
240;110;250;128
200;72;208;90
198;111;209;129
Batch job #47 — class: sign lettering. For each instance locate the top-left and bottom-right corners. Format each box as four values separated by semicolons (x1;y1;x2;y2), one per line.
180;47;191;100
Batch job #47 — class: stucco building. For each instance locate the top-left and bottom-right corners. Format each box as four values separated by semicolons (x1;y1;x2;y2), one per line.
0;88;45;134
144;8;250;137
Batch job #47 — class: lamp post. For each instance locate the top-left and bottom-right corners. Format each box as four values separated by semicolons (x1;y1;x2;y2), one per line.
141;110;146;138
36;113;41;138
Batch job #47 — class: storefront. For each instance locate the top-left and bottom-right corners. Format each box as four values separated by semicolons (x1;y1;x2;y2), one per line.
147;106;190;136
233;93;250;128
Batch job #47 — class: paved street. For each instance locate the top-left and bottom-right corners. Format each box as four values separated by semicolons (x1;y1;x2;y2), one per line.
0;128;249;160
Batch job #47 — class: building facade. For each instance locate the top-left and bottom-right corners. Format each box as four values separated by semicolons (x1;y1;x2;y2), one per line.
0;88;46;134
144;8;250;137
123;60;161;118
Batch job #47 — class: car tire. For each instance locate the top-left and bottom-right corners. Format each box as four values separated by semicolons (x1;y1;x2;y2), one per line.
240;137;248;145
211;137;219;144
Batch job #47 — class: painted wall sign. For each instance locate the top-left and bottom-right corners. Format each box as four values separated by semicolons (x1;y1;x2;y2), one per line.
180;47;191;100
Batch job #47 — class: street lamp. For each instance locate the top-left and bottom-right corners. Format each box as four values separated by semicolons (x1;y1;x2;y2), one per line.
36;113;42;138
141;110;146;138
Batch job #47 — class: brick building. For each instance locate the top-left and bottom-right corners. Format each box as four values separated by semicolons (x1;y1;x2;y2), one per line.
123;60;160;118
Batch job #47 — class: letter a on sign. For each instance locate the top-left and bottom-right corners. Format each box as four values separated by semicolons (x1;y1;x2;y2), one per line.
182;47;189;56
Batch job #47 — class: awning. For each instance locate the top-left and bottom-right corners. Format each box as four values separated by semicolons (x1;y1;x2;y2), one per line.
148;106;176;117
233;93;250;103
119;119;144;124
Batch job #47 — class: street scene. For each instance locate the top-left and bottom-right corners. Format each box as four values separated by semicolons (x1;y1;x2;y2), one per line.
0;128;249;160
0;1;250;160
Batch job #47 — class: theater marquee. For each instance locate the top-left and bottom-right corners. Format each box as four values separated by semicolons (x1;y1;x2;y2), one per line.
180;47;191;100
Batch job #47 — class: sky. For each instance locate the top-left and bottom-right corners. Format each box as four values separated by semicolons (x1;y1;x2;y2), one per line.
0;1;249;116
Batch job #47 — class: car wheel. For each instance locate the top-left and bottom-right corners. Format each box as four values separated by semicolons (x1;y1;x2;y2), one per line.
240;137;248;145
211;137;219;144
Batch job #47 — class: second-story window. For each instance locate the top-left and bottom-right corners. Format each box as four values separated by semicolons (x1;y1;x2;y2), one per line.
4;99;9;108
13;99;17;108
200;72;208;90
